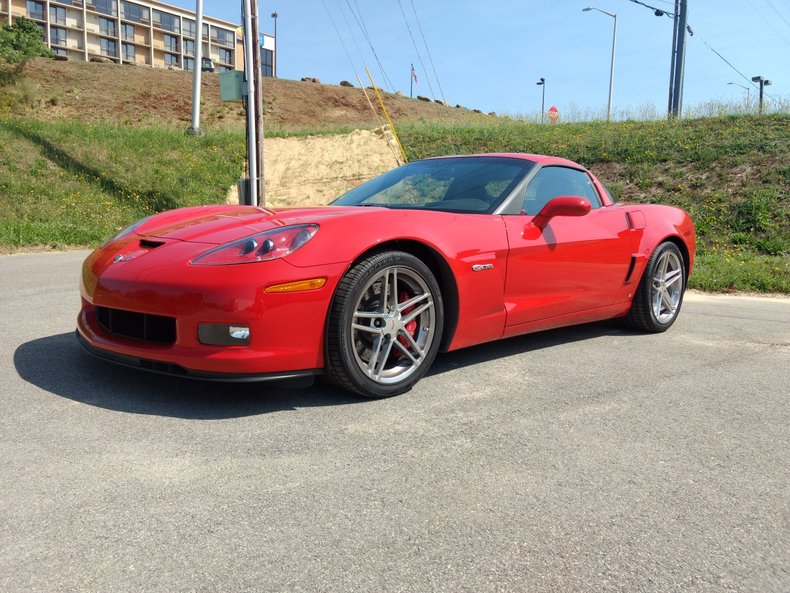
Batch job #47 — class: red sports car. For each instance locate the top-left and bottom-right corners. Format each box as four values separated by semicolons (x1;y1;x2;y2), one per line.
77;154;695;398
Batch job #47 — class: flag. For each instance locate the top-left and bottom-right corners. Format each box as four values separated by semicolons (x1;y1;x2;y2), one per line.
411;64;418;85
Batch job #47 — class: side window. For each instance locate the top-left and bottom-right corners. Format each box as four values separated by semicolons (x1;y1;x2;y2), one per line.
522;166;602;215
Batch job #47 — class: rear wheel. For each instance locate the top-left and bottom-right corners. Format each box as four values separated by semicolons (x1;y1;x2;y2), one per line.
624;241;686;332
326;251;444;398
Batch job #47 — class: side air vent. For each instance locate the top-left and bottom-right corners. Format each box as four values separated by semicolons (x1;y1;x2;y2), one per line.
624;256;636;283
140;239;165;249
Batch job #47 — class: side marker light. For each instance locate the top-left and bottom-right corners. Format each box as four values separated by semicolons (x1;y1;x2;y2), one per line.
264;278;327;293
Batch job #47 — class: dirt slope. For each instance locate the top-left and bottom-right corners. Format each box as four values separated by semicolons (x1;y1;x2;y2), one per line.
15;58;490;128
250;129;401;208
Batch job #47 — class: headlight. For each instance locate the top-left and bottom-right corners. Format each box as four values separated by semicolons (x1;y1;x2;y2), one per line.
191;224;319;266
101;216;152;247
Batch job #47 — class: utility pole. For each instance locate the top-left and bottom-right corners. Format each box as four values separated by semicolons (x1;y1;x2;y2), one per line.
751;75;772;114
251;0;264;205
188;0;204;136
666;0;678;117
241;0;264;206
670;0;688;118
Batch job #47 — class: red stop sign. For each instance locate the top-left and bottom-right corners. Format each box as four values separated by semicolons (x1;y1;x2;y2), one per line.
548;106;559;123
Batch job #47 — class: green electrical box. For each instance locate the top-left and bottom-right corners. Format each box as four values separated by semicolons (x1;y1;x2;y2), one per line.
219;70;245;102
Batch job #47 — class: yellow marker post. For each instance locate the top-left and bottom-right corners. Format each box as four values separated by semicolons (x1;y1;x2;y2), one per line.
365;67;409;164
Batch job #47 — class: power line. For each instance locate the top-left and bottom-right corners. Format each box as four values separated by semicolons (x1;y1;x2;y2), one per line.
625;0;675;18
688;28;778;103
321;0;360;80
395;0;437;102
763;0;790;29
409;0;449;107
744;0;790;45
343;0;395;91
336;0;368;73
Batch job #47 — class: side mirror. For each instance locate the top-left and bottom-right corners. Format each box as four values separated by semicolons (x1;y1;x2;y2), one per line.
530;196;591;230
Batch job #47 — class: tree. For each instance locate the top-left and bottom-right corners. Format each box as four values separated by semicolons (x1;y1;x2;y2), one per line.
0;17;52;85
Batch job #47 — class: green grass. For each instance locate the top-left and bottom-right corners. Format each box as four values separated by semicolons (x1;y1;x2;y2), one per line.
0;114;787;293
0;118;244;246
398;114;790;293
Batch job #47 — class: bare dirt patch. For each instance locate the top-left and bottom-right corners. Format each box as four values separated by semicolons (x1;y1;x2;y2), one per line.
228;128;400;207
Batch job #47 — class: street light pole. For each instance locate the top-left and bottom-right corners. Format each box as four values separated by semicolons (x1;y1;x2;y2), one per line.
270;11;278;77
582;7;617;121
727;82;750;109
751;75;772;115
188;0;204;136
536;77;545;123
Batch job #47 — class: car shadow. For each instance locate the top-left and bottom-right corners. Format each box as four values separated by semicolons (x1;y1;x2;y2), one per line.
429;320;638;377
15;323;641;419
13;333;364;420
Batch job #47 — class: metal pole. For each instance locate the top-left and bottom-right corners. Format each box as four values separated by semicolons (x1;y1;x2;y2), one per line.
759;80;764;114
671;0;688;118
188;0;204;136
667;0;678;117
607;13;616;121
251;0;264;205
541;82;545;123
582;8;617;120
410;63;413;98
242;0;258;207
271;12;277;77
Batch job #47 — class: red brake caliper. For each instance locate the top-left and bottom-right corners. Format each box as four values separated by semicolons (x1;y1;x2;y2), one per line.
395;290;418;358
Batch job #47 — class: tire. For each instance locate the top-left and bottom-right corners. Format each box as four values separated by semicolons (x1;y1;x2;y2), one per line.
623;241;686;333
325;251;444;398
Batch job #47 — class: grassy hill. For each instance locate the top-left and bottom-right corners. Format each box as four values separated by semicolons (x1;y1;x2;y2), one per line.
0;60;787;292
2;58;490;129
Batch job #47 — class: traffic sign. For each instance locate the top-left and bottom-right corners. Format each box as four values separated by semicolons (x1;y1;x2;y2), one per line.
548;106;559;123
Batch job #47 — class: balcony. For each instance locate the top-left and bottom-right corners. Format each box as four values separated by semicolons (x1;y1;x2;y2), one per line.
120;13;149;25
50;0;84;8
27;11;46;21
86;2;117;17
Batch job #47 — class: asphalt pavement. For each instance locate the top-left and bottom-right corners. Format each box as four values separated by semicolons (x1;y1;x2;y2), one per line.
1;251;788;593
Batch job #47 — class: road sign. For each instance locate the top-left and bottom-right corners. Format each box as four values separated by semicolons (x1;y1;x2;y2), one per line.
548;105;559;123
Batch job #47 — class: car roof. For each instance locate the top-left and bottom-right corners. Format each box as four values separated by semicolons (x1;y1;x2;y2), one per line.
424;153;585;170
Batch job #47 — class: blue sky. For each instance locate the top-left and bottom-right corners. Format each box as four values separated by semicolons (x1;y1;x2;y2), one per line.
169;0;788;118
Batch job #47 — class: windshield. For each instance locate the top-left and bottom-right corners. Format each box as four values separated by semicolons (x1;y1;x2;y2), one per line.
332;157;535;214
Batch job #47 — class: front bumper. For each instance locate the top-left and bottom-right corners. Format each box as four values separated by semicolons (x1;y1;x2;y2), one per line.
76;330;321;382
77;241;348;377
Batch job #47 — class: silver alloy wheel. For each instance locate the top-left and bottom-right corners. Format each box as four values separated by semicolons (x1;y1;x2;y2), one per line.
350;265;436;385
651;250;684;323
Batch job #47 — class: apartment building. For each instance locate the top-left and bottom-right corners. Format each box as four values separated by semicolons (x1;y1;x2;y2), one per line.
1;0;275;74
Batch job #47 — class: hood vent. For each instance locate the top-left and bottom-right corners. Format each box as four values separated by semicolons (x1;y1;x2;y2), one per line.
140;239;165;249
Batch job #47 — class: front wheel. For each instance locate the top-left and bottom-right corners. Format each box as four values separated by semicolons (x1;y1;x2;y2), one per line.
325;251;444;398
623;241;687;332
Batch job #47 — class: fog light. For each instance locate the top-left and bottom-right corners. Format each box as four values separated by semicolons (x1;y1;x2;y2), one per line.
229;325;250;340
198;323;251;346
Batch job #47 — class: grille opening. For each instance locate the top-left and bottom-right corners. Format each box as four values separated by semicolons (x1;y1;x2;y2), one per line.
140;239;165;249
96;306;176;344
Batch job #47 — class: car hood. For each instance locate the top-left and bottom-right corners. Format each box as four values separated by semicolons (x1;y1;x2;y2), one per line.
139;205;376;245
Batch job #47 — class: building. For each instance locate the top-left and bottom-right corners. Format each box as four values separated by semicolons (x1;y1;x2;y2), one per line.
1;0;275;75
